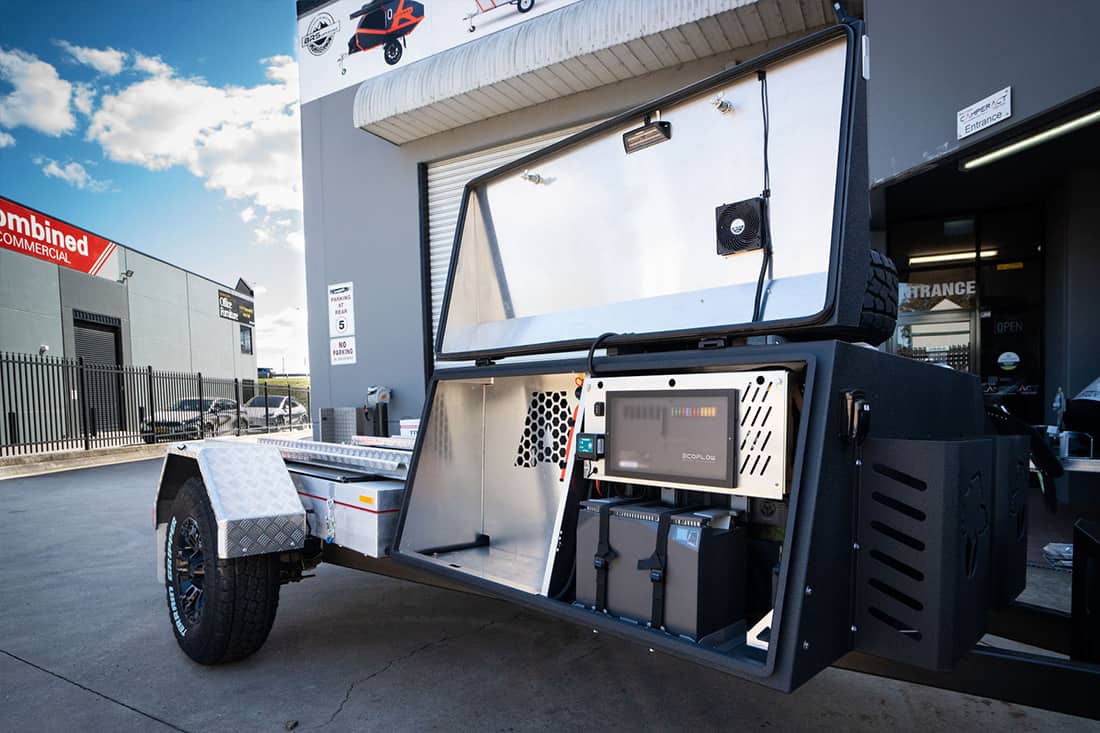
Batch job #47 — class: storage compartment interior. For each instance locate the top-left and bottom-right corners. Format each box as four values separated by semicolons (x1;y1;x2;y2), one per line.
401;366;802;666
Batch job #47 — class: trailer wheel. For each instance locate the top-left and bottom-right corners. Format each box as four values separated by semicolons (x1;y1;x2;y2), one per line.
858;249;899;346
517;0;535;13
383;40;402;65
164;477;281;665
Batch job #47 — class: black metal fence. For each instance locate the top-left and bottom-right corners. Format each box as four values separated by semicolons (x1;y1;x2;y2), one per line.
0;351;311;457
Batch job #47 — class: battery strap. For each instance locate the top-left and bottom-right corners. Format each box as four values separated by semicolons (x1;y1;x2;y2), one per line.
593;503;616;611
638;511;675;630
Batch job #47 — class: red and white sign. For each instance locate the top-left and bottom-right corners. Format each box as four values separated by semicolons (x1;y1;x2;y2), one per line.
0;196;119;277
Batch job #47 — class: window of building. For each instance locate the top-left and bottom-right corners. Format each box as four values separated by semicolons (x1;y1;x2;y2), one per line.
887;207;1044;422
240;325;253;355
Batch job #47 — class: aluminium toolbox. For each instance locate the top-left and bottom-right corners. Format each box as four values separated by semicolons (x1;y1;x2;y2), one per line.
576;499;746;640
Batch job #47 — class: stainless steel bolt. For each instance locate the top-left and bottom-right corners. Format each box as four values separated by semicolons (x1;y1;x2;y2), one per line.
802;640;810;651
853;542;861;550
804;586;813;596
850;625;858;633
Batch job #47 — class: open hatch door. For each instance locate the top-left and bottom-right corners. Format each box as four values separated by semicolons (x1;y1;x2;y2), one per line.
434;25;869;361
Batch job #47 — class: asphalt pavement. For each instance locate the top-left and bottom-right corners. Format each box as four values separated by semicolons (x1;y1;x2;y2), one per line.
0;459;1095;732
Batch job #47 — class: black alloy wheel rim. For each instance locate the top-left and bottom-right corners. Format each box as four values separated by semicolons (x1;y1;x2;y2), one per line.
173;517;206;626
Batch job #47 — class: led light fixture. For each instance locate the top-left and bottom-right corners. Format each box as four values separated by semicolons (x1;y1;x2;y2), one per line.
961;108;1100;170
908;250;998;266
622;116;671;154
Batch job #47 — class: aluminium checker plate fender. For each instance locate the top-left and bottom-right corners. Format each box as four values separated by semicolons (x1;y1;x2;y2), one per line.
154;442;307;581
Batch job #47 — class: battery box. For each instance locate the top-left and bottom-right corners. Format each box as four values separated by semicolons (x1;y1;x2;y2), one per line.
575;498;747;640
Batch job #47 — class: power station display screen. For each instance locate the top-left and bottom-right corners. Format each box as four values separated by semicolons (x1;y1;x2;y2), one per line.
604;389;738;488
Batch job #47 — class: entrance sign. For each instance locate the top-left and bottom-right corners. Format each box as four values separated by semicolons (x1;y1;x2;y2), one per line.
957;87;1011;140
328;282;356;337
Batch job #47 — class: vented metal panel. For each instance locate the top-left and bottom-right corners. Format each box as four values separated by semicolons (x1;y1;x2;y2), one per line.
581;370;790;499
425;123;593;350
855;438;993;671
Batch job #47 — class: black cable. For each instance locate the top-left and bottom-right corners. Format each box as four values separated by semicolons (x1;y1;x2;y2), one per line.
752;70;773;323
586;331;617;376
551;561;577;601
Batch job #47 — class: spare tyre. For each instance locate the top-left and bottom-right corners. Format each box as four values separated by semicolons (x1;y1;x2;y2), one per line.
858;249;899;346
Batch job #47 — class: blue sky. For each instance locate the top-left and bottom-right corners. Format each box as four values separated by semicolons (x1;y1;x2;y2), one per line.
0;0;308;371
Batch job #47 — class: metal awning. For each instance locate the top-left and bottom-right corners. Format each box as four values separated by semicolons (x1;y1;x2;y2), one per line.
353;0;854;144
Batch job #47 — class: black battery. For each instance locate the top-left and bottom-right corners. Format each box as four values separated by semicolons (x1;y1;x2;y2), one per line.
576;499;746;640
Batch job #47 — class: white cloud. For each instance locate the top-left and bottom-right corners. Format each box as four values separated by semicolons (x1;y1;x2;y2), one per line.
255;305;310;373
251;215;303;249
87;55;302;220
55;40;126;75
0;48;74;136
38;157;111;192
0;130;14;148
252;284;268;295
240;206;256;223
132;53;173;77
73;83;96;115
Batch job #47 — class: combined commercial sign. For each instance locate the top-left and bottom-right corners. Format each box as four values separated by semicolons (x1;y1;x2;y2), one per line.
0;195;119;279
218;290;255;326
297;0;583;105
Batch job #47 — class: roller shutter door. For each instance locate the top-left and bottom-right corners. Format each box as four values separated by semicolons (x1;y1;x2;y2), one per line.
425;123;593;354
74;318;122;432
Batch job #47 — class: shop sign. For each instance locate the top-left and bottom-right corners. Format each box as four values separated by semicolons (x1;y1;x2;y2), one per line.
328;281;355;337
330;336;357;365
0;195;119;279
218;290;255;325
957;86;1011;140
297;0;584;104
899;270;977;313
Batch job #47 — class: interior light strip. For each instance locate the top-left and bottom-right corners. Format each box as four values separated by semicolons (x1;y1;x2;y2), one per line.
961;108;1100;170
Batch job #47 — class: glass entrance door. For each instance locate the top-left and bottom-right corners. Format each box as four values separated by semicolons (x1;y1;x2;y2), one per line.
893;311;976;373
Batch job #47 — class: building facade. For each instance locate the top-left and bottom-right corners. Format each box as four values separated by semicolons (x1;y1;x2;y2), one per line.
1;195;257;381
297;0;1098;499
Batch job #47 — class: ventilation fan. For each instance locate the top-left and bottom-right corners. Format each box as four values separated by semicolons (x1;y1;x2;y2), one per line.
715;197;766;255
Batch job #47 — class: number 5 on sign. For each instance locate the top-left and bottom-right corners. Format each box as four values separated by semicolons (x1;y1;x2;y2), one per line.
330;336;357;365
328;281;355;338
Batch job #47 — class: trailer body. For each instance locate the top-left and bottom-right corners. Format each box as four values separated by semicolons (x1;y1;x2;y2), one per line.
153;21;1100;718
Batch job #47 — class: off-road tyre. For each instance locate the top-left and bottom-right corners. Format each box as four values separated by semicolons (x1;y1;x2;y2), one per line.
859;249;899;346
517;0;535;12
165;477;281;664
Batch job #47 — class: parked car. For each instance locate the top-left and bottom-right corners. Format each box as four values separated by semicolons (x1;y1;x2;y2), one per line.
242;395;308;427
143;398;247;443
257;367;274;378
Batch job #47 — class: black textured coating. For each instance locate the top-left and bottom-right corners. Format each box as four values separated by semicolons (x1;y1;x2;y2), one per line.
858;249;899;346
165;477;281;665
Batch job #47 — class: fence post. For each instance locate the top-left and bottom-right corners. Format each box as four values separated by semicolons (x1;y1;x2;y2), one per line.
77;357;90;451
146;363;155;424
263;381;270;432
234;378;241;435
286;382;292;428
197;372;204;438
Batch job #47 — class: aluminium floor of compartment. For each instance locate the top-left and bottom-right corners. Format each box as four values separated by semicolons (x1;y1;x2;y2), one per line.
416;544;546;594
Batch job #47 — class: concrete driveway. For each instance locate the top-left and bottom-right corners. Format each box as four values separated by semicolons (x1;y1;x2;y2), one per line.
0;460;1094;732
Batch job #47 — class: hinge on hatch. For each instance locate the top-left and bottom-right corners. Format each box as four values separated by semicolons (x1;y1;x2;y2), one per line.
475;358;496;367
697;337;726;350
